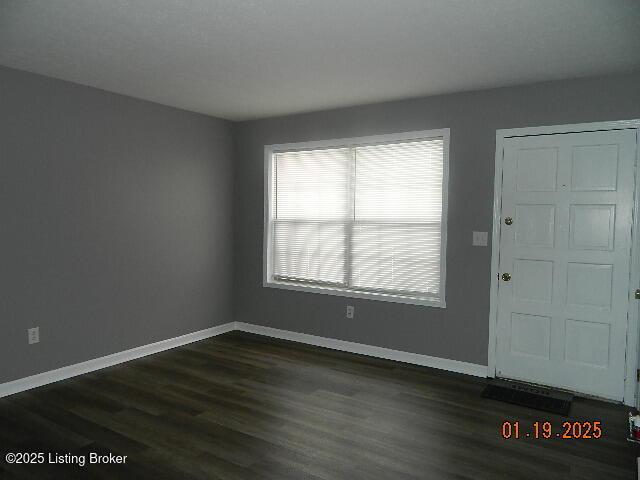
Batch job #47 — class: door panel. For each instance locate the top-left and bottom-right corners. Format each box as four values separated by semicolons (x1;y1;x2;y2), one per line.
496;129;637;400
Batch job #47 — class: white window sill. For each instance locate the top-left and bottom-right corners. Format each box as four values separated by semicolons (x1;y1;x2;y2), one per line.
263;279;446;308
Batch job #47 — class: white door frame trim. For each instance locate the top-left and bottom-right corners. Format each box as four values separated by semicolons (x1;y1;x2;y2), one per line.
488;119;640;406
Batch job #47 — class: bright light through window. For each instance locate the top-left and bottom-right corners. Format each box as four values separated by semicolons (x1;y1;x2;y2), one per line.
264;130;449;307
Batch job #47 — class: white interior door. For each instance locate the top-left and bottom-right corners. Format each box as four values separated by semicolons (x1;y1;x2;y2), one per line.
495;128;637;401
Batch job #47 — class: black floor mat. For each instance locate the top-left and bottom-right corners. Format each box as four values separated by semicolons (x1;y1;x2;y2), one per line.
481;381;572;416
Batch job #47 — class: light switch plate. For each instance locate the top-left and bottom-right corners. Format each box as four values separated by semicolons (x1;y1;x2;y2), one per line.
472;231;488;246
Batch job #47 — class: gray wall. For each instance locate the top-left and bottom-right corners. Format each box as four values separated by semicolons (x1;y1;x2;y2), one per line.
3;65;639;384
0;66;234;383
233;71;640;366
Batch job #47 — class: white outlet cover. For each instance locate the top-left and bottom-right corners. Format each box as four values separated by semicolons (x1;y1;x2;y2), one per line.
346;305;355;318
472;231;488;246
28;327;40;344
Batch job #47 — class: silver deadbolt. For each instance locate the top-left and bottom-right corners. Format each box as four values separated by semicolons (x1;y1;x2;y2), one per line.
502;273;511;282
636;289;640;300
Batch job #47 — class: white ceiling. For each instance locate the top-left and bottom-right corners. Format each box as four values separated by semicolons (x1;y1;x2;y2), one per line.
1;0;639;121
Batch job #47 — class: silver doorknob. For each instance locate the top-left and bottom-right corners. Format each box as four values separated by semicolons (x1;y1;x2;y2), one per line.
502;273;511;281
504;217;513;225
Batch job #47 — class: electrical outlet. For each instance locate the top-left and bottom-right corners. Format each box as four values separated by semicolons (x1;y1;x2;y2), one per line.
346;305;355;319
28;327;40;345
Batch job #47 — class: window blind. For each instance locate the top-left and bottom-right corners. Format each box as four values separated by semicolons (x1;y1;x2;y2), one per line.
351;139;443;296
273;148;350;285
270;136;445;300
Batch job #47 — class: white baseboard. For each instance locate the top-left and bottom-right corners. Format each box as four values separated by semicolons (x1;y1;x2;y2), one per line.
235;322;488;378
0;322;236;398
0;320;487;398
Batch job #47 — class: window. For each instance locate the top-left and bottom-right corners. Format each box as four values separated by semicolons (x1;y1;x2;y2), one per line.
264;129;449;307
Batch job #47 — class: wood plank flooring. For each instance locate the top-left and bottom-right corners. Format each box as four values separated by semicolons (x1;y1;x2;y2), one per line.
0;331;637;479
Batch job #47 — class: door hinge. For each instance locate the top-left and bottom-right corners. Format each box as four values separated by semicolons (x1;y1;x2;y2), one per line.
637;369;640;382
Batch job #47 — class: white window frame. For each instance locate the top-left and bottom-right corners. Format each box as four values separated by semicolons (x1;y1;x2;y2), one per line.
263;128;450;307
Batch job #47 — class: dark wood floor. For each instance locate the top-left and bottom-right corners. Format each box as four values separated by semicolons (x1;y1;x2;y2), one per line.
0;331;637;479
